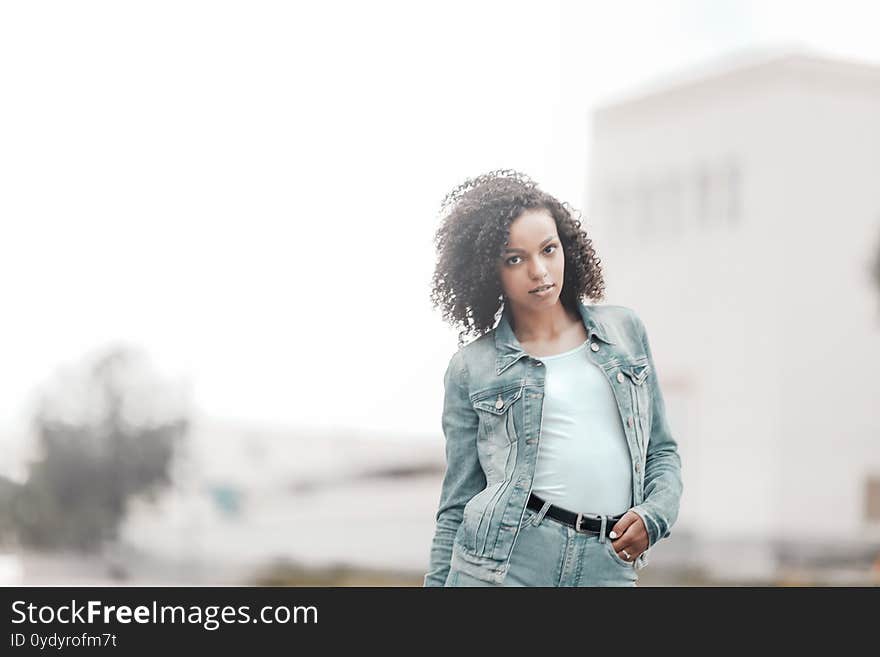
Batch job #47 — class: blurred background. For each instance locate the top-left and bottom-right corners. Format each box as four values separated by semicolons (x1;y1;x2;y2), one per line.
1;0;879;586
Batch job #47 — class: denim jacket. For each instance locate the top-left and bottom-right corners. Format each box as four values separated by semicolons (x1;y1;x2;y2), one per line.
423;300;683;586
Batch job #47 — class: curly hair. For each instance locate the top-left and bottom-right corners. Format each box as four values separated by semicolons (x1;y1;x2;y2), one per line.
430;169;605;346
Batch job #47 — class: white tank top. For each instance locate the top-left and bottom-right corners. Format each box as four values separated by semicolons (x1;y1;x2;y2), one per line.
530;339;633;515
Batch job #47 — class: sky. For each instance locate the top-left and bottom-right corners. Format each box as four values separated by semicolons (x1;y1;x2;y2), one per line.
2;0;880;446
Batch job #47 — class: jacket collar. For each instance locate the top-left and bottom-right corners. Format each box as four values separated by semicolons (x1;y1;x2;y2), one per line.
493;299;615;376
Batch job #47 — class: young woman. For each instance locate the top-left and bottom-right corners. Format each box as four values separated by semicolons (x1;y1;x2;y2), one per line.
423;169;683;587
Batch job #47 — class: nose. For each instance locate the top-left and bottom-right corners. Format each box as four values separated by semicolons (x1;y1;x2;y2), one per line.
529;260;549;280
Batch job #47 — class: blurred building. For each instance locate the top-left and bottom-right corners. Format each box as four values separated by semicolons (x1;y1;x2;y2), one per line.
0;418;446;585
114;419;445;584
587;50;880;578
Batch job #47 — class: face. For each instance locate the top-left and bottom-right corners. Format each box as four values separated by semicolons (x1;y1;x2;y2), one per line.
497;207;564;312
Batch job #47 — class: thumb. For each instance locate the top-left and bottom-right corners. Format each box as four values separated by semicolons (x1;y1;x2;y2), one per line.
608;511;638;539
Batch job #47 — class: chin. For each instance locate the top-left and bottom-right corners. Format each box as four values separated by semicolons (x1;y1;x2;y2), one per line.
526;292;559;303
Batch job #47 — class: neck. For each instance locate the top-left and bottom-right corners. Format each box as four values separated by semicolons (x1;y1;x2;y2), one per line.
508;299;576;343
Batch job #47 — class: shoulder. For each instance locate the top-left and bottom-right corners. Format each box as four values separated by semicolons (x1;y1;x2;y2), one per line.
457;329;496;360
445;330;495;384
585;303;646;338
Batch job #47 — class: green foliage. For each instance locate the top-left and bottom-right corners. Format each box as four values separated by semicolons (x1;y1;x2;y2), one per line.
6;347;188;552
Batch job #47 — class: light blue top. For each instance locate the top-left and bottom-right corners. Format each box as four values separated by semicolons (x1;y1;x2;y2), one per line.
530;339;633;515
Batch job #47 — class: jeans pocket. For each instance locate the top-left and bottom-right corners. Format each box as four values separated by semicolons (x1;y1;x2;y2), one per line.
444;568;497;587
604;538;636;568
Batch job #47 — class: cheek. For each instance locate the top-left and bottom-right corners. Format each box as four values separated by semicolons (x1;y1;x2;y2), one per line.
500;268;525;292
500;272;517;295
497;268;510;293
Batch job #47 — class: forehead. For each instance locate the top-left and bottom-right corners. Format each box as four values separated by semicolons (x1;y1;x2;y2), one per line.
505;208;557;246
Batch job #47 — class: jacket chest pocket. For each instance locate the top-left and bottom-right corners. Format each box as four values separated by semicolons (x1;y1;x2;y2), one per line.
471;383;523;448
620;362;652;452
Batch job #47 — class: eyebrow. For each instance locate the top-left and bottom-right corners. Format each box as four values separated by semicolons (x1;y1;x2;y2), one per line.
503;236;557;253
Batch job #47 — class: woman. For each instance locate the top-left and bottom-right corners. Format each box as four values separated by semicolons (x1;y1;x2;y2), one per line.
423;169;683;587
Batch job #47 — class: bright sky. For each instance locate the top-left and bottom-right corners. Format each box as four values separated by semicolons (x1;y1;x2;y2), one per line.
2;0;879;442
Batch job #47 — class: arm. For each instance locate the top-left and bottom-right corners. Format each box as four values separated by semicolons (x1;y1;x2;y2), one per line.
423;350;486;587
628;312;684;549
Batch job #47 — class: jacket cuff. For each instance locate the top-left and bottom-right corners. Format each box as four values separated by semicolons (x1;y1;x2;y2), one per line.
629;504;660;548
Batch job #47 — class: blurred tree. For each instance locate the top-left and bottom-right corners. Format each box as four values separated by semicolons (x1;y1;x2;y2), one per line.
8;346;189;552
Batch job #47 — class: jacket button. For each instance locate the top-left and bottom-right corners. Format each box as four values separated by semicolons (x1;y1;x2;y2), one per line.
617;372;625;383
627;417;633;428
495;397;504;410
534;361;543;367
590;343;599;352
635;462;641;473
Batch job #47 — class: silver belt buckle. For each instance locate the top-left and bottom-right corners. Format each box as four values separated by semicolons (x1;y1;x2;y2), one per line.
575;512;599;534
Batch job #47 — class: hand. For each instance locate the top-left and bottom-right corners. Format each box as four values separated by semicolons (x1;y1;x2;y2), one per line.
608;511;649;562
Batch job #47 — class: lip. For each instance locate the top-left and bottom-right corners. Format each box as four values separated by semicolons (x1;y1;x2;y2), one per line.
529;283;555;294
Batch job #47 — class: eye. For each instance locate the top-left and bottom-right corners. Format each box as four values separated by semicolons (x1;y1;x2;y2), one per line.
504;244;558;266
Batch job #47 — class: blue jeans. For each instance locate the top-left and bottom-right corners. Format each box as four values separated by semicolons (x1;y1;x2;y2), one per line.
444;500;639;587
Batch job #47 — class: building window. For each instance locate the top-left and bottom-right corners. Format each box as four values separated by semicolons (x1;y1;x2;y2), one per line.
727;158;741;225
666;172;682;235
603;183;631;237
865;475;880;523
602;155;741;239
636;178;653;237
693;163;711;227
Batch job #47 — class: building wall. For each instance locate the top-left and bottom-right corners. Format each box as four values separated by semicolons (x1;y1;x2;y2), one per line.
770;81;880;542
586;56;880;545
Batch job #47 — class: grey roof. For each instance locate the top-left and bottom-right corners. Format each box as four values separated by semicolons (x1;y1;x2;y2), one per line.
592;47;880;121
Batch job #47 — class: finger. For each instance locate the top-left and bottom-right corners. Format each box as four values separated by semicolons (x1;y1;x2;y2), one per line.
609;511;638;539
616;545;634;561
620;524;642;543
619;521;648;549
609;531;634;552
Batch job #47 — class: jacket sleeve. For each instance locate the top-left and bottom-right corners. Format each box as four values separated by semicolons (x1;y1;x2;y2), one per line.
423;350;485;587
628;312;684;549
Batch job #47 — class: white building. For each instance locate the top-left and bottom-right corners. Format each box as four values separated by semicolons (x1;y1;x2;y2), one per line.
586;50;880;576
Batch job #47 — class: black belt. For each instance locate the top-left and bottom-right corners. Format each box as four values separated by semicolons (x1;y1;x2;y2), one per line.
527;493;624;537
